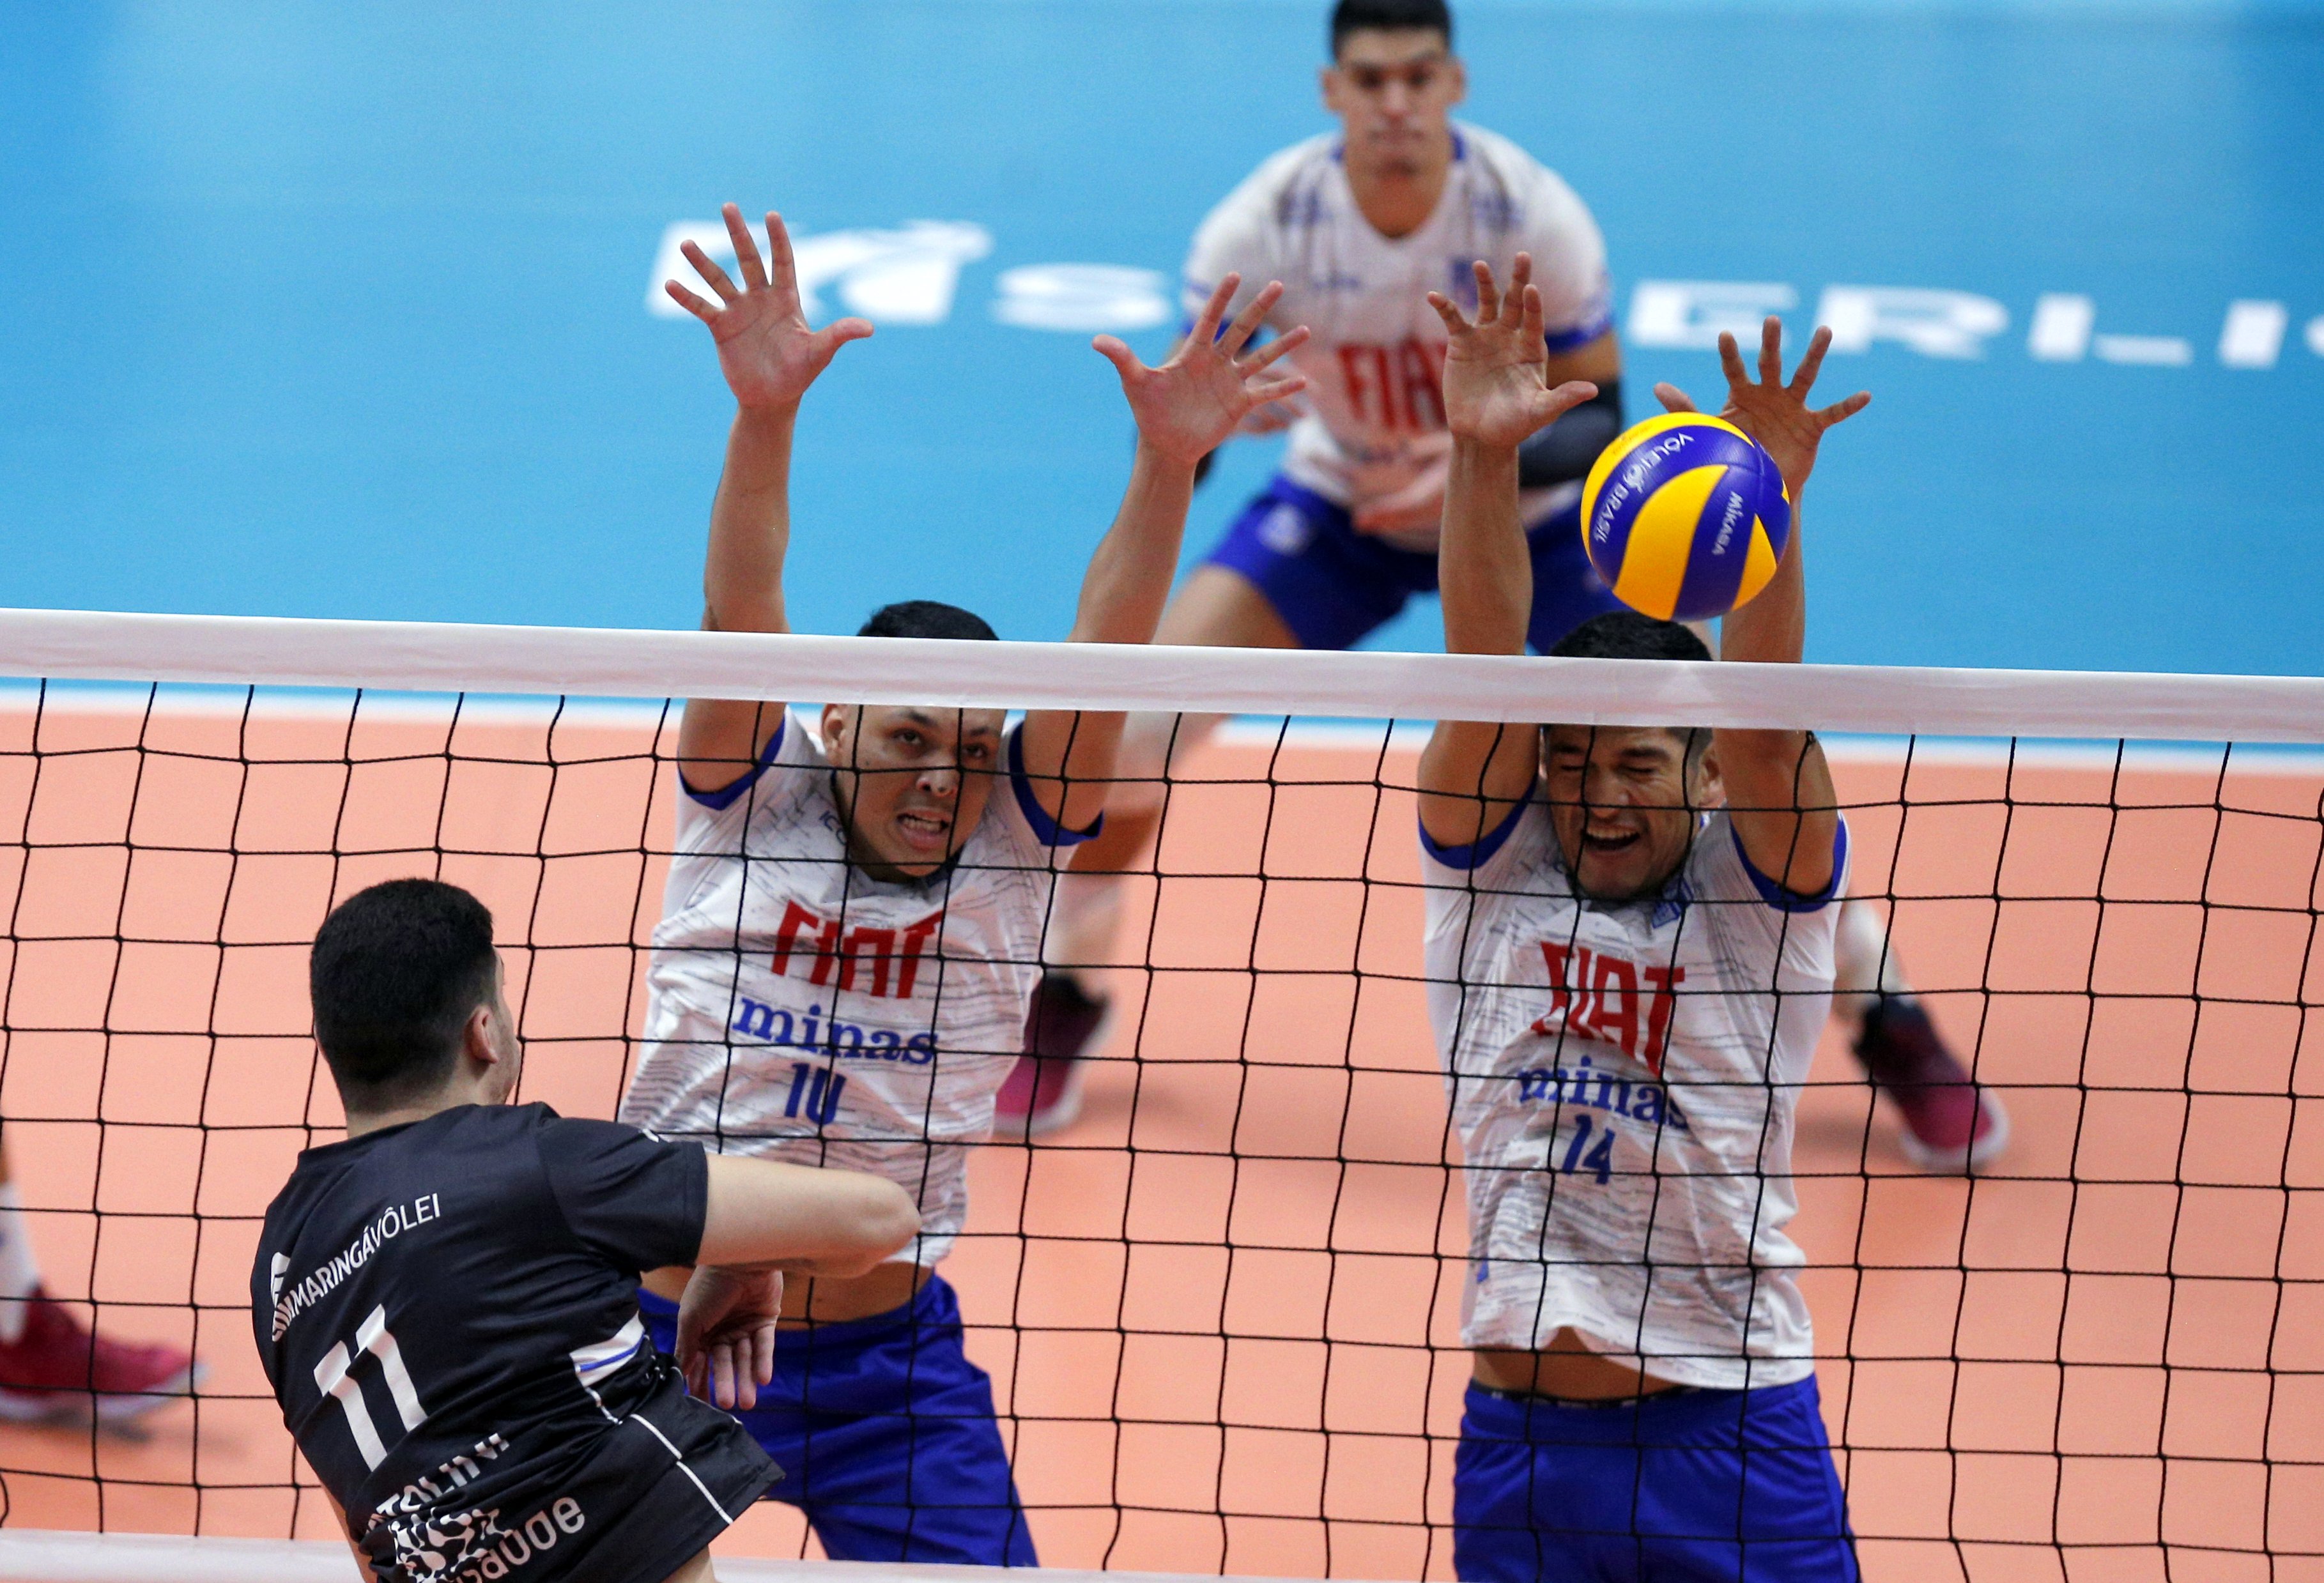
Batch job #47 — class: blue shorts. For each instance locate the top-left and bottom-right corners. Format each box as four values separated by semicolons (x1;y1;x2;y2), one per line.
638;1276;1036;1566
1453;1377;1858;1583
1201;475;1624;654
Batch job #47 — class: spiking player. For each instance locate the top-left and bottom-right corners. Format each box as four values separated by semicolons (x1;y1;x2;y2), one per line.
1420;263;1862;1579
1008;0;2006;1174
616;204;1307;1564
256;878;918;1583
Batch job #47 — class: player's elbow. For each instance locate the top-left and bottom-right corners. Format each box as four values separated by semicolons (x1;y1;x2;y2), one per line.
831;1179;920;1274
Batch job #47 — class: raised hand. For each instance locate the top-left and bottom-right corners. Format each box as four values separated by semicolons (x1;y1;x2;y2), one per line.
1095;276;1310;467
1426;256;1599;450
1652;318;1869;495
673;1264;782;1411
666;204;873;411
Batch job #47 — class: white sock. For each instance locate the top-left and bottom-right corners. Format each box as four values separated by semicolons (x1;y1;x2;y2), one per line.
0;1185;44;1344
1044;871;1126;985
1832;898;1915;1027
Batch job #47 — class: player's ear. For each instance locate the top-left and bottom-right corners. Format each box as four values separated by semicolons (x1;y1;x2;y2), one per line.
1446;54;1467;107
1689;734;1725;809
1320;63;1345;116
819;703;849;761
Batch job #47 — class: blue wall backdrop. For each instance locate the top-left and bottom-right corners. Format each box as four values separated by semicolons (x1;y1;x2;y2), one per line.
1;1;2318;674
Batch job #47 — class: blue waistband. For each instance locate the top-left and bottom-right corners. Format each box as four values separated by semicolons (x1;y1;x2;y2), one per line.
1463;1375;1821;1443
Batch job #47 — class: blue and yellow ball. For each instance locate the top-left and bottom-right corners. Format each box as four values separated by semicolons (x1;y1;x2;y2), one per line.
1579;414;1791;623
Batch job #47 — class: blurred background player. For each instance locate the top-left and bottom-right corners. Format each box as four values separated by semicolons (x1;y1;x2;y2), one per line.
616;204;1307;1564
257;878;918;1583
1420;268;1862;1580
0;1132;201;1425
1005;0;2006;1174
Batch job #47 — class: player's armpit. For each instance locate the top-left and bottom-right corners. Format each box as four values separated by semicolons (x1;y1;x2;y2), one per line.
1716;730;1841;898
1418;721;1540;855
695;1154;919;1275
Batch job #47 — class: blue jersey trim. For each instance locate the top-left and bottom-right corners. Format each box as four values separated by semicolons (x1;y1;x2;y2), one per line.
1420;790;1532;871
1730;818;1848;913
1009;724;1102;847
1542;310;1613;354
681;715;788;809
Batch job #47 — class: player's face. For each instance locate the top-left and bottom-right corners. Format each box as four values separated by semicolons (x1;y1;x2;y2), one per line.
1322;31;1465;171
821;703;1004;880
1541;724;1719;902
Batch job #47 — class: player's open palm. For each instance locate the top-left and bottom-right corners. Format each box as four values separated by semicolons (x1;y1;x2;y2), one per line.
1427;256;1599;450
1095;275;1310;467
1653;317;1870;495
666;203;873;411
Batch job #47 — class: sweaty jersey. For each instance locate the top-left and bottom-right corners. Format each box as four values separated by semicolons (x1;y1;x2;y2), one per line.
252;1104;776;1583
620;714;1089;1266
1184;123;1612;537
1421;800;1848;1391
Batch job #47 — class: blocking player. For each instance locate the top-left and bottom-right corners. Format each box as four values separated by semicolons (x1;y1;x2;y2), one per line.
255;878;920;1583
1420;263;1861;1579
1006;0;2006;1174
615;204;1307;1564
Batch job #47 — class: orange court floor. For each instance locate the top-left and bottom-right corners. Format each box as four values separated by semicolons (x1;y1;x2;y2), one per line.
0;698;2318;1582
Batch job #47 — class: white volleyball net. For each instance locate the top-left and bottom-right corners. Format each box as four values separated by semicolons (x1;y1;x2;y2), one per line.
0;609;2318;1582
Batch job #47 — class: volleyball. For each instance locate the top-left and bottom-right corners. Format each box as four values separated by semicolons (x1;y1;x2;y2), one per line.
1579;413;1793;622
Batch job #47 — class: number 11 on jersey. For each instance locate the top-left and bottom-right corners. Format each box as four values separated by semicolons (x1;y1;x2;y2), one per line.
314;1303;427;1469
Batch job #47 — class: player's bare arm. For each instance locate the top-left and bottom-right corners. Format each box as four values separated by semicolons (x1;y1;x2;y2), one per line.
1656;317;1868;895
665;202;874;793
673;1158;918;1411
1416;256;1598;848
1017;275;1309;831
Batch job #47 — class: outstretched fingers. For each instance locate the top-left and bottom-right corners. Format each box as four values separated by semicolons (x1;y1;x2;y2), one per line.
1187;274;1239;352
1654;381;1702;415
1502;254;1535;328
1219;280;1283;358
665;279;718;323
1787;325;1835;397
1235;323;1308;375
680;240;741;305
721;203;769;292
761;211;799;303
1425;290;1473;335
1716;330;1751;394
1472;259;1502;328
1245;372;1309;406
1815;390;1872;427
1757;314;1783;387
1520;282;1545;346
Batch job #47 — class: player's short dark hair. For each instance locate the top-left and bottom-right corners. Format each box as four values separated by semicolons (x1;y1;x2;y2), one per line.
1546;611;1714;766
1548;611;1712;665
858;600;999;642
310;878;499;1109
1331;0;1453;55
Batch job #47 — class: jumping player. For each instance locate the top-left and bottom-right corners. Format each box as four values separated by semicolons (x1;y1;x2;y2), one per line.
1421;263;1861;1579
615;204;1307;1564
255;878;919;1583
1007;0;2006;1175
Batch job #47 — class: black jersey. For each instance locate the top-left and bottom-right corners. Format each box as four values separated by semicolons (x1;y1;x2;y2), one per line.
252;1103;778;1583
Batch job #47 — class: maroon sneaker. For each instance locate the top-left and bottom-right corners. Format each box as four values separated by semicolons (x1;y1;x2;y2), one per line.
997;975;1112;1138
0;1289;203;1423
1854;999;2010;1171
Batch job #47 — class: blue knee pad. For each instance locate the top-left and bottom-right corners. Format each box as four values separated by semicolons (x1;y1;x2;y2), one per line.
639;1276;1036;1566
1452;1377;1858;1583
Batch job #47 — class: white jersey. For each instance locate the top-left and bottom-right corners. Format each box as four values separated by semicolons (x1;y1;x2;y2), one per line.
1184;123;1612;538
1420;799;1847;1391
620;713;1086;1265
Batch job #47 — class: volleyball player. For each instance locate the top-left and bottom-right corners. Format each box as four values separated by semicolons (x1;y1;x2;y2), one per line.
1420;261;1861;1579
1008;0;2006;1175
615;204;1306;1564
255;878;919;1583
